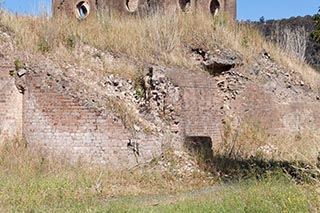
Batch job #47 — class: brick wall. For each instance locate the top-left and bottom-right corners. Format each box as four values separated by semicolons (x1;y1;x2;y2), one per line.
23;72;162;168
232;83;320;134
166;69;223;145
52;0;237;19
0;66;23;141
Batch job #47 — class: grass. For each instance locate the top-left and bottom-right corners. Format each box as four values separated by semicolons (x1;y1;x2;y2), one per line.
219;120;320;164
154;180;318;212
0;138;215;212
0;11;319;89
1;138;320;212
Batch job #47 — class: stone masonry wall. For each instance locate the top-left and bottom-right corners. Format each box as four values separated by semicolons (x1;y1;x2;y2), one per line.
0;66;23;141
23;72;162;168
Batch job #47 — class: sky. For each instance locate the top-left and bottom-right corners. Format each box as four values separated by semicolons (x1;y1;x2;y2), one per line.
1;0;319;21
237;0;319;21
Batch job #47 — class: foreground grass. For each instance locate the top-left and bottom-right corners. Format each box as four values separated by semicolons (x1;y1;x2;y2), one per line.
142;179;319;213
0;139;320;212
0;138;214;212
1;172;319;212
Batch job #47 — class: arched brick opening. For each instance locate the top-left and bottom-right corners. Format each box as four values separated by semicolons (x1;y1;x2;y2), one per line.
75;1;90;19
209;0;220;16
184;136;214;163
179;0;191;12
126;0;139;12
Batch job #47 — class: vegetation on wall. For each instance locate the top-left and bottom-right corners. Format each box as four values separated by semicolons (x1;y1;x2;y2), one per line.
312;8;320;42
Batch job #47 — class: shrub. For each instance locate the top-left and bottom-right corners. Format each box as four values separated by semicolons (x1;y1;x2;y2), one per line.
312;8;320;42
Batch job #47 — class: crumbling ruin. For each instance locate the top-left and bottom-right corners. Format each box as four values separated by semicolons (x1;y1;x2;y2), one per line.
52;0;237;20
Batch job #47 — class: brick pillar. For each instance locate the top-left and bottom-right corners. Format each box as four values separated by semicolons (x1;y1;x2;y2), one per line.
224;0;236;20
0;66;23;141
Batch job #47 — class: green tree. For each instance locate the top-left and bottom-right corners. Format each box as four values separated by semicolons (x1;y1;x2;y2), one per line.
311;7;320;42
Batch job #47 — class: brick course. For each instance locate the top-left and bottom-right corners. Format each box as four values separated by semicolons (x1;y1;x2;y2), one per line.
22;72;162;168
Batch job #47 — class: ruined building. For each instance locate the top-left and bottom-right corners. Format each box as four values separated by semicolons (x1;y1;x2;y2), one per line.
52;0;237;20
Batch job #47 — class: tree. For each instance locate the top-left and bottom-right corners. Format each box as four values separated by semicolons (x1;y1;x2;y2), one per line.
311;7;320;42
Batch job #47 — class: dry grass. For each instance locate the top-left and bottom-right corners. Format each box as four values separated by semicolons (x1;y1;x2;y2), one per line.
0;137;214;211
0;11;319;89
1;139;320;212
219;120;320;165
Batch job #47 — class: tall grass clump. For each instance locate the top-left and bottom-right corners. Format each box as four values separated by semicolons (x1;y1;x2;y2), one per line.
213;120;320;182
219;120;320;164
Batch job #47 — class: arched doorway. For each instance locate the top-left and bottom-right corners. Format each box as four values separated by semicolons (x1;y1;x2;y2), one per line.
179;0;192;12
209;0;220;16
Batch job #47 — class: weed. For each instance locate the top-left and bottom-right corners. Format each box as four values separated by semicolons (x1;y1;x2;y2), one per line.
133;70;145;99
14;58;21;70
66;34;76;49
38;37;50;53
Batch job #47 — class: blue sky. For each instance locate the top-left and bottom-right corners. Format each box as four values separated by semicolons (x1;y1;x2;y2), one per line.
238;0;319;21
1;0;319;21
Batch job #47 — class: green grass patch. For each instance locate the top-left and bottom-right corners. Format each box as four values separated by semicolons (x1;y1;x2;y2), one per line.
123;178;318;213
1;139;320;212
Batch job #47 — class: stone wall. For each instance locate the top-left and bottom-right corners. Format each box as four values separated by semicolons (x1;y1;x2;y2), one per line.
22;71;162;168
0;66;23;141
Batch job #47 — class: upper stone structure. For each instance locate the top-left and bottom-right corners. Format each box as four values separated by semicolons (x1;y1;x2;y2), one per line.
52;0;237;20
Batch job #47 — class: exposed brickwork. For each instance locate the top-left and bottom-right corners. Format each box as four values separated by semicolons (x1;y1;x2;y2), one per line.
233;83;320;134
165;68;223;145
22;72;162;168
0;66;23;141
52;0;237;19
2;54;320;167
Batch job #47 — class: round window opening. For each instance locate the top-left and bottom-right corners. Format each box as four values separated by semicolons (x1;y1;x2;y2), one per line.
75;1;90;19
126;0;139;12
210;0;220;16
179;0;191;11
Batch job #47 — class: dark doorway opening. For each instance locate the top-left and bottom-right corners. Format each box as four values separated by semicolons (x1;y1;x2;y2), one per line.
210;0;220;16
179;0;192;12
184;136;214;168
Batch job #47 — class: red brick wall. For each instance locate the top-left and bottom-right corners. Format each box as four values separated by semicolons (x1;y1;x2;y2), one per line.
232;83;320;134
23;72;162;168
0;67;23;141
166;68;223;145
52;0;237;19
